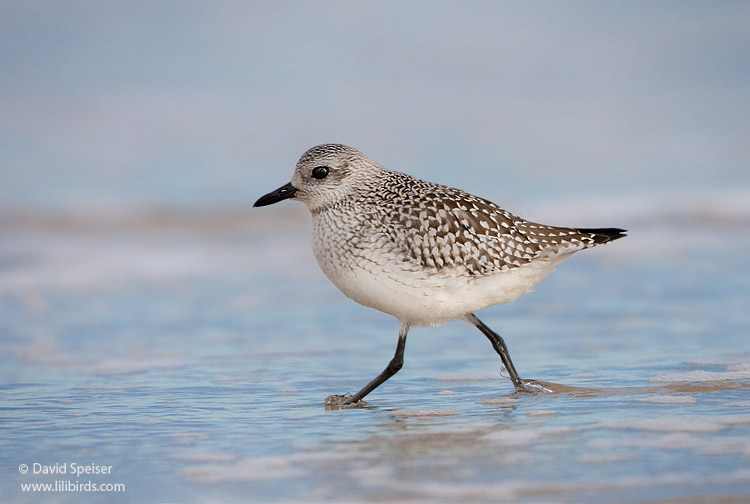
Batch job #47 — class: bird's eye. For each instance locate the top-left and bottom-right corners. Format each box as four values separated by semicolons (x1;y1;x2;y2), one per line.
312;166;329;180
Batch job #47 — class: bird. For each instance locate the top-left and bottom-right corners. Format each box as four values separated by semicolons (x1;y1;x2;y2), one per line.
254;144;625;407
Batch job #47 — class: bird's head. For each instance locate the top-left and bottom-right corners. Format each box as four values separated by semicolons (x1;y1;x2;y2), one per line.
254;144;383;213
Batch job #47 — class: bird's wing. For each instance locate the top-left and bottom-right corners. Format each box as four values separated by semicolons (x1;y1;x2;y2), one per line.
375;176;607;276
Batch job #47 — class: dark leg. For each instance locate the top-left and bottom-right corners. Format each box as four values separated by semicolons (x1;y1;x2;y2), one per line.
464;313;532;392
342;321;410;405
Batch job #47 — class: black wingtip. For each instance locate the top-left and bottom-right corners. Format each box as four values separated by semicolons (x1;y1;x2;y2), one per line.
577;227;628;244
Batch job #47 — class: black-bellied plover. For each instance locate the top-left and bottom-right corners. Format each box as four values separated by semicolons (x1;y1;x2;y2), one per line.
255;144;625;407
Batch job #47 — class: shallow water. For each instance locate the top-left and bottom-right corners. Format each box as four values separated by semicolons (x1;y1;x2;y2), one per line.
1;206;749;503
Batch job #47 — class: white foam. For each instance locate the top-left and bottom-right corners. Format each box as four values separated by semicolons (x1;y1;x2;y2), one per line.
651;368;750;383
637;395;697;404
589;431;750;458
600;414;750;434
0;212;311;293
482;428;540;446
182;456;304;483
94;356;190;375
181;451;357;484
389;409;457;418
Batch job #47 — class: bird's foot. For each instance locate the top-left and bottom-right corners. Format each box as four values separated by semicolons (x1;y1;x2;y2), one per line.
514;379;553;394
324;394;369;410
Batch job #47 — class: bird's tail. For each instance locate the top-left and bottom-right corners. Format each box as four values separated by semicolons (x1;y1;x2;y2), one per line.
577;228;627;244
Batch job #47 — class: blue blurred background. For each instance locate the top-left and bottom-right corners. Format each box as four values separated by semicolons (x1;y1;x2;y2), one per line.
2;1;748;213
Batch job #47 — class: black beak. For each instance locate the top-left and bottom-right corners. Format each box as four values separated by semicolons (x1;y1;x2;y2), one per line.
253;182;297;207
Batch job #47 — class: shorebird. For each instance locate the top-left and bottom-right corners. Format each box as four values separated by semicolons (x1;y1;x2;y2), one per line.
254;144;625;407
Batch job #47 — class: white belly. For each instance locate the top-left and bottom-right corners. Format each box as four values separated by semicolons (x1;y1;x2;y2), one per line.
312;237;569;326
310;208;580;326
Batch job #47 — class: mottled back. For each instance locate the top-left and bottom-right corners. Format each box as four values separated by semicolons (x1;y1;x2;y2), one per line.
369;171;618;276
